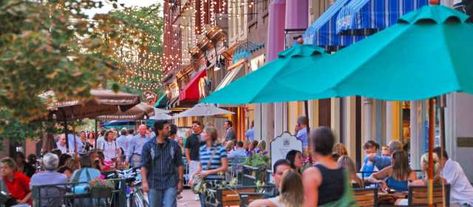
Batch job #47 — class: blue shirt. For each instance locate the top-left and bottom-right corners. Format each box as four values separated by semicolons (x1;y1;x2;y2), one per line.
296;127;309;149
141;138;183;190
116;135;129;152
199;144;227;180
360;155;392;177
245;128;255;141
127;134;151;160
31;171;68;187
228;148;248;159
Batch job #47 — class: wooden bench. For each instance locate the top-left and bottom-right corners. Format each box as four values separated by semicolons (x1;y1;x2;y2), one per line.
353;187;378;207
408;184;450;207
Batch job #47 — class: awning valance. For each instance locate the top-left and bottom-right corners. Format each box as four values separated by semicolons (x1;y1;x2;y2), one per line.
154;94;168;108
179;69;207;103
303;0;366;51
336;0;428;35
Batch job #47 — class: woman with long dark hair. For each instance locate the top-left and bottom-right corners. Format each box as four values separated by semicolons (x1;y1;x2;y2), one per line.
286;150;304;174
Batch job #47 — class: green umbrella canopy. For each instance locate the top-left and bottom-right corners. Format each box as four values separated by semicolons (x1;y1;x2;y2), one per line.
202;44;327;104
279;5;473;101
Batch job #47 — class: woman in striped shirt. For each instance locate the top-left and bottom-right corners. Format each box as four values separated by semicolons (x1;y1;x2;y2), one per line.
197;127;228;207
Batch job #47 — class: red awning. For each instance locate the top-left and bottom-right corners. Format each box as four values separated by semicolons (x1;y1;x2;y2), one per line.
179;69;207;103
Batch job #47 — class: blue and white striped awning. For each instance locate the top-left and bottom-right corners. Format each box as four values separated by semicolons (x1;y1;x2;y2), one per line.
336;0;429;34
303;0;366;51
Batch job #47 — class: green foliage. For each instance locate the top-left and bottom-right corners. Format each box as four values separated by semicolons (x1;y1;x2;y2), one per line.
0;0;165;145
0;0;119;123
243;153;270;169
109;4;164;93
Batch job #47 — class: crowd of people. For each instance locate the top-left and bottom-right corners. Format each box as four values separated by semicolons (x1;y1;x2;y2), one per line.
1;117;473;207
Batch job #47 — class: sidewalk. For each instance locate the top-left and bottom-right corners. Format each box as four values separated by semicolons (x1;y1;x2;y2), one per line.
178;189;201;207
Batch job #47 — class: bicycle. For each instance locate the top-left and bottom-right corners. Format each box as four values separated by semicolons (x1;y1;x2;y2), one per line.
108;168;149;207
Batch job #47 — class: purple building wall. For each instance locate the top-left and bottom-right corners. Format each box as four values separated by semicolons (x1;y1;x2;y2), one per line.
266;0;286;61
285;0;309;30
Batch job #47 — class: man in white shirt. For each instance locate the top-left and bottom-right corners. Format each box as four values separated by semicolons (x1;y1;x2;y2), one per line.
434;147;473;206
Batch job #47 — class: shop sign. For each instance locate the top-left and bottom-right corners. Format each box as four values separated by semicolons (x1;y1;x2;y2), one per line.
270;132;303;171
143;91;158;105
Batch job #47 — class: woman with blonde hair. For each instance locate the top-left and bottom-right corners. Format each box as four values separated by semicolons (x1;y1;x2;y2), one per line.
249;170;304;207
197;127;228;207
338;155;364;188
411;153;445;185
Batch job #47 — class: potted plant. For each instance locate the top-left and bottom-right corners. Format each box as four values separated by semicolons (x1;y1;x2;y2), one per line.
89;178;114;198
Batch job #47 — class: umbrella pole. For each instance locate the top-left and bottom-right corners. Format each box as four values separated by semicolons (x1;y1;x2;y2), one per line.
438;96;447;207
304;100;310;154
428;98;435;207
95;119;98;149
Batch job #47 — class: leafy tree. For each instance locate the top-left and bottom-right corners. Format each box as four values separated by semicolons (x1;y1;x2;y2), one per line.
108;4;164;93
0;0;120;123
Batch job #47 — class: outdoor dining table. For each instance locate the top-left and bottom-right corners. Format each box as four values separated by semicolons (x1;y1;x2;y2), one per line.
377;191;408;206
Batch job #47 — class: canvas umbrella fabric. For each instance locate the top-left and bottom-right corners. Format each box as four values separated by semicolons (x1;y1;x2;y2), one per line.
48;89;141;121
149;112;174;121
202;44;328;104
150;107;173;120
280;5;473;101
47;89;140;152
96;102;155;121
174;104;234;118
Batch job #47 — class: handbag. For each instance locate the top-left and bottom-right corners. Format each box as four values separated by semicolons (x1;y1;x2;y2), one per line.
191;147;218;194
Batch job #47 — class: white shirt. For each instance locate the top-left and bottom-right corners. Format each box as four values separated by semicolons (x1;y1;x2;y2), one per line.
441;159;473;205
99;141;118;162
96;136;105;149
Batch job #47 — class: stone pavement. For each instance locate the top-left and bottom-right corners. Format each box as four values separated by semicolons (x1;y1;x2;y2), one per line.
178;189;201;207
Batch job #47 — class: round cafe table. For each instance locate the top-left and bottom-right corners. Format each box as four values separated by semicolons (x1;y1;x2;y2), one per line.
377;191;408;206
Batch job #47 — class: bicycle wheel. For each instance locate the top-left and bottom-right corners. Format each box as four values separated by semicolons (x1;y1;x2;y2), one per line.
133;190;149;207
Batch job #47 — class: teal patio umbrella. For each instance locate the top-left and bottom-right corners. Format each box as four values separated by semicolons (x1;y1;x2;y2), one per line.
280;5;473;100
201;44;328;104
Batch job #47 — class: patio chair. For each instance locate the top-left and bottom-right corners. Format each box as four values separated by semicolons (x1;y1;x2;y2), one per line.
408;184;450;207
353;187;378;207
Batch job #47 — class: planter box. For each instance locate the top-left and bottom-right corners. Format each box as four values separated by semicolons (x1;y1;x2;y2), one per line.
90;188;112;198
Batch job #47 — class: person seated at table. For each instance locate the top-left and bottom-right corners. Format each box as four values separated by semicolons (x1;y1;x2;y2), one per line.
286;150;304;174
367;150;416;192
360;140;392;178
30;153;68;207
225;141;235;153
0;157;32;205
57;166;73;181
265;159;292;198
228;141;248;159
256;140;268;155
332;143;348;161
247;140;259;156
434;147;473;206
338;155;364;188
249;170;304;207
303;127;347;207
70;155;101;185
410;153;445;186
